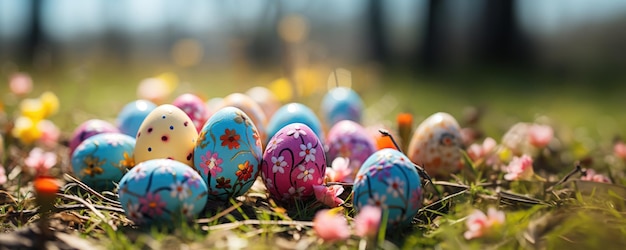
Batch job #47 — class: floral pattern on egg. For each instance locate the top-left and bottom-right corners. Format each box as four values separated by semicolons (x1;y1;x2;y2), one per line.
261;123;326;202
193;107;262;200
353;148;423;227
407;112;464;178
71;133;136;190
173;93;208;133
326;120;376;176
118;159;208;225
134;104;198;166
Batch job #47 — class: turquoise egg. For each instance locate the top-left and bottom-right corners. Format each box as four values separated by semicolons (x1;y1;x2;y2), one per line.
353;148;423;227
321;87;364;128
71;133;136;190
266;103;323;144
194;107;263;201
69;119;119;157
116;100;157;137
118;159;208;225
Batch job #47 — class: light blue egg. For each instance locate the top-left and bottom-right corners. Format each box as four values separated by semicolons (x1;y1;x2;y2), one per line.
321;87;364;127
118;159;208;225
117;100;157;137
194;107;263;201
353;148;423;227
71;133;136;190
266;103;323;144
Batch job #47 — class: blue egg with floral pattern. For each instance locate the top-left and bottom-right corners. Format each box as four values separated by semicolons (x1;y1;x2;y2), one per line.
353;148;423;227
118;159;208;225
266;103;324;144
321;87;364;128
71;132;136;190
194;107;263;201
116;100;157;137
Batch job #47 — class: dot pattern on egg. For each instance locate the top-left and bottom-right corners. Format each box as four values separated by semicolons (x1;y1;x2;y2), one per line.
134;104;198;167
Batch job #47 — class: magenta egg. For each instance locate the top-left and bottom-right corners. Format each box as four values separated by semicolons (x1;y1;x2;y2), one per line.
326;120;376;176
69;119;119;157
261;123;326;203
172;93;208;132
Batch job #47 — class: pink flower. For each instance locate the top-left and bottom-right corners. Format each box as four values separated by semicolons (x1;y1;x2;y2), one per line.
24;148;57;176
9;73;33;96
37;120;60;147
326;157;353;183
139;192;166;216
354;205;381;238
504;155;534;181
0;164;7;186
528;124;553;148
313;185;344;207
581;169;611;183
313;209;350;242
200;151;223;176
467;137;497;162
614;141;626;160
464;208;505;240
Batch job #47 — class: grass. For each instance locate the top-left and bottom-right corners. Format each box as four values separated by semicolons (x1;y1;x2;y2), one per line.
2;65;626;249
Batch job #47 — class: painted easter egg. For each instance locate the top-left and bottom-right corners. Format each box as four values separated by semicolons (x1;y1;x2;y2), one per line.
172;93;208;133
261;123;326;203
326;120;376;176
194;107;262;201
216;93;267;143
71;133;136;190
320;87;364;128
134;104;198;166
265;103;324;144
118;159;208;225
245;86;280;119
407;112;464;178
353;148;422;227
116;100;157;137
69;119;119;157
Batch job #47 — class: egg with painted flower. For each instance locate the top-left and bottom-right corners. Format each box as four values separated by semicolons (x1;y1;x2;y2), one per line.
261;123;326;203
193;107;262;201
71;133;136;190
407;112;463;178
353;148;422;227
215;93;267;143
326;120;376;177
172;93;208;133
118;159;208;225
134;104;198;166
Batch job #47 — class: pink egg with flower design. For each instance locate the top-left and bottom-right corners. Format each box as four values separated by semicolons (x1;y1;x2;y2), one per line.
172;93;208;133
326;120;376;178
261;123;326;203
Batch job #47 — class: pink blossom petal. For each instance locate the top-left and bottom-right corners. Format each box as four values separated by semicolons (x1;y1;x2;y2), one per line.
313;209;350;242
9;73;33;96
614;142;626;160
313;185;344;207
354;205;381;238
528;124;553;148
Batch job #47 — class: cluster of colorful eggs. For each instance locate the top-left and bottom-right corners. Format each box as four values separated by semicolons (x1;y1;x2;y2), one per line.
69;85;464;227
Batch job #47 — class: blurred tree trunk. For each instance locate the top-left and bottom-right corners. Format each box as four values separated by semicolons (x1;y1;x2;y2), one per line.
367;0;388;64
420;0;444;70
21;0;43;68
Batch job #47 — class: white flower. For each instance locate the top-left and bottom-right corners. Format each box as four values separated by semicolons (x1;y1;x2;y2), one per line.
130;167;147;181
271;156;287;174
287;186;306;198
287;125;307;139
367;193;388;209
266;137;284;153
170;181;190;200
126;202;143;222
299;142;316;162
181;203;196;218
296;165;315;182
386;177;405;198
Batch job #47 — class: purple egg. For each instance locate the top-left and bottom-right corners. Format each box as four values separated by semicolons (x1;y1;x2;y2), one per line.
69;119;119;157
326;120;376;176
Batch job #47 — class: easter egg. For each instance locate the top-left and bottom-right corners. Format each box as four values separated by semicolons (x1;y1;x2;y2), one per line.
118;159;208;225
261;123;326;202
194;107;262;201
265;103;324;144
326;120;376;176
69;119;119;157
172;93;208;133
71;133;136;190
320;87;364;128
116;100;157;137
245;86;280;119
216;93;267;143
407;112;463;178
353;148;422;227
134;104;198;166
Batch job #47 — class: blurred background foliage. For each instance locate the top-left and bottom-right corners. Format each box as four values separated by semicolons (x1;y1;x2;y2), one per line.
1;0;626;142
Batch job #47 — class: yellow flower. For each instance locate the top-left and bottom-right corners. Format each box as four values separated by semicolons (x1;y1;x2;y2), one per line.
12;116;43;145
40;91;59;118
119;152;135;169
19;98;45;121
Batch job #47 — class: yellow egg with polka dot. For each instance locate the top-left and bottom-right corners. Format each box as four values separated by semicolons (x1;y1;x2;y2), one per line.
134;104;198;166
